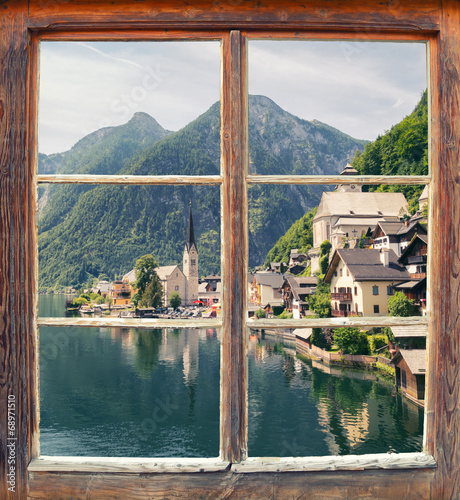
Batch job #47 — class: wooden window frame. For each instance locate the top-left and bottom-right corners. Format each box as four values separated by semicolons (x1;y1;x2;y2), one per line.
1;1;459;498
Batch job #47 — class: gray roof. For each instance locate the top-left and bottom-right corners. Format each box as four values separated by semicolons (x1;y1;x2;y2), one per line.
314;192;408;221
294;328;313;340
391;349;426;374
254;272;285;289
123;269;137;283
391;325;428;338
325;248;410;282
418;185;429;201
156;265;182;280
334;217;383;228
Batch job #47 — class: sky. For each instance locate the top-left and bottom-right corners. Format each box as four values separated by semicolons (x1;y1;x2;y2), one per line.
38;40;427;155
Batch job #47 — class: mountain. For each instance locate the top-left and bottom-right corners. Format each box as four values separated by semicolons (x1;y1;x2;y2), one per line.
262;91;429;271
38;113;171;231
38;96;367;290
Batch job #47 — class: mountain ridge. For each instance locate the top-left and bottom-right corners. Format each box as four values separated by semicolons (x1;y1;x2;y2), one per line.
38;96;367;290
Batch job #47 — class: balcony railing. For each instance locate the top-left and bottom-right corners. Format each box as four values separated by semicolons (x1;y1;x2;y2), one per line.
331;292;352;301
331;310;363;318
411;273;426;279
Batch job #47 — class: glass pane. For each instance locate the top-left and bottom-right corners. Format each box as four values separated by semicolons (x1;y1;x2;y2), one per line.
248;184;428;319
248;329;424;456
39;41;221;175
38;185;221;316
248;40;427;176
39;325;221;457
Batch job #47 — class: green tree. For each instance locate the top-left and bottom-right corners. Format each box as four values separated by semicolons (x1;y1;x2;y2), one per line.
72;296;88;307
308;278;331;318
333;327;370;355
133;254;163;308
169;292;182;310
311;328;332;351
388;291;416;317
255;308;266;319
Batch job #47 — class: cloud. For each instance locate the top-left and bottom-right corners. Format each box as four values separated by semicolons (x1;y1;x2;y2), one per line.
39;40;426;155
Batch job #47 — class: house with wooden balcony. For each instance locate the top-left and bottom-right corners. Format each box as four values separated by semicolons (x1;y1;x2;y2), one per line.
324;248;410;317
111;276;134;306
371;220;427;257
282;276;317;318
394;234;428;314
249;272;285;307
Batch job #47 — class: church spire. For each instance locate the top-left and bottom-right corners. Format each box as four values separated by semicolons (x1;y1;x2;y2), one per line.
185;201;196;252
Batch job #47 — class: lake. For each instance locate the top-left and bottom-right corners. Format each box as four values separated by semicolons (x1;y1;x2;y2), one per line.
39;294;424;457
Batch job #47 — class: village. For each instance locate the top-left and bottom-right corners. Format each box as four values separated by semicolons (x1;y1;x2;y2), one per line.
63;163;428;408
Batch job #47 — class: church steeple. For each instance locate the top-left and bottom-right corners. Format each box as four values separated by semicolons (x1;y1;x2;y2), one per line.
183;201;198;305
185;202;196;252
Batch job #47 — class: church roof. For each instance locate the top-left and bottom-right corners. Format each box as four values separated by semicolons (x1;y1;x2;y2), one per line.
313;192;408;221
185;204;196;252
156;265;182;280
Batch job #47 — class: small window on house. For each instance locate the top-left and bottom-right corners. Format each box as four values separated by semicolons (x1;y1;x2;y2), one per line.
402;369;407;389
373;286;379;295
175;286;179;291
340;269;343;277
191;259;196;265
346;268;349;276
374;305;380;314
334;272;337;277
354;286;358;296
387;286;394;295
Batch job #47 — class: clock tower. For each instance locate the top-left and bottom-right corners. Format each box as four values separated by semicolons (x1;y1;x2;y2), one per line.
336;159;362;193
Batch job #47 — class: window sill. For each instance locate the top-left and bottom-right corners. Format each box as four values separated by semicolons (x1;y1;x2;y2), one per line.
28;456;229;474
29;452;435;474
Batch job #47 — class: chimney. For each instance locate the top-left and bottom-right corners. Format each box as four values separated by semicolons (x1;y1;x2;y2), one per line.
380;248;390;267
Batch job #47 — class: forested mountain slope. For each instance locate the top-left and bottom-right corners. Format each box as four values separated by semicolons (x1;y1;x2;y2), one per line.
38;96;366;289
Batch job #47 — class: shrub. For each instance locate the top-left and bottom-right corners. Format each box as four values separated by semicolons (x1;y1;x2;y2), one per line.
278;310;293;319
95;296;105;305
370;335;388;354
311;328;333;351
72;297;89;306
272;305;285;316
333;327;370;355
255;308;266;319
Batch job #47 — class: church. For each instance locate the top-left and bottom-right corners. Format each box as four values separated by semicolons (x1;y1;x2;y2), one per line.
123;204;199;307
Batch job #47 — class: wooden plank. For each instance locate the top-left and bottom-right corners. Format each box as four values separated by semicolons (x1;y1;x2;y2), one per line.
37;174;222;185
0;3;34;500
29;457;229;473
27;468;435;499
247;175;430;186
426;2;460;499
248;316;429;330
233;453;436;473
220;30;248;463
28;0;440;32
37;317;221;330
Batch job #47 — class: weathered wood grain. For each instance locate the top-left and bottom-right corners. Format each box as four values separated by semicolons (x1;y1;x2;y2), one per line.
0;3;35;500
1;0;460;498
247;175;430;185
37;174;222;185
27;468;435;499
426;1;460;498
29;456;229;473
220;30;248;463
248;316;429;330
27;0;440;32
37;317;221;329
233;452;436;473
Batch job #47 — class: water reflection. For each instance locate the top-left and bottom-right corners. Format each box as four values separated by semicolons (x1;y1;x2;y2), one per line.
39;296;220;457
248;331;424;457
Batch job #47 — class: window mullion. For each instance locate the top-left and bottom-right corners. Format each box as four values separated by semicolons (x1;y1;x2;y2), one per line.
220;30;248;463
